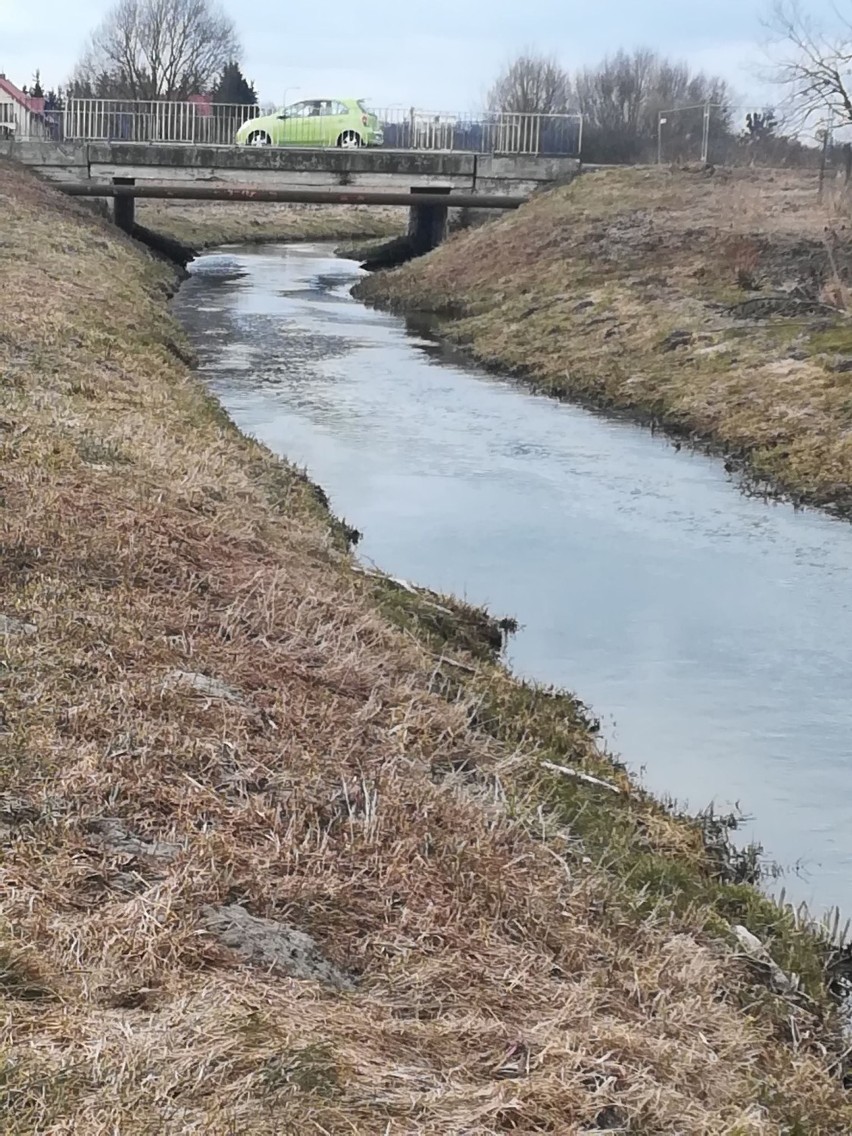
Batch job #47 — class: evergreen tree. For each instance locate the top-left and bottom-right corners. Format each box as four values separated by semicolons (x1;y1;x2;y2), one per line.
212;61;257;106
31;70;45;99
744;110;778;141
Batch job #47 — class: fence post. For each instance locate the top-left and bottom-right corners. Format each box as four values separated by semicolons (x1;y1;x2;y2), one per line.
657;113;665;165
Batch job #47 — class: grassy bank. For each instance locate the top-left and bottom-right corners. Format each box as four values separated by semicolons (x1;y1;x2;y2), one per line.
2;158;852;1132
356;166;852;519
136;198;404;250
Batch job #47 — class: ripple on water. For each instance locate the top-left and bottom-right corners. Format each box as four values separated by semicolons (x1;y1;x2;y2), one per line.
172;243;852;918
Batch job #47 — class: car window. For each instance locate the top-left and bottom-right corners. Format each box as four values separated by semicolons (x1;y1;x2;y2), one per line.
286;102;310;118
333;101;349;116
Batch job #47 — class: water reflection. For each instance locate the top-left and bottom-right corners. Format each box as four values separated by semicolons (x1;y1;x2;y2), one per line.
174;243;852;917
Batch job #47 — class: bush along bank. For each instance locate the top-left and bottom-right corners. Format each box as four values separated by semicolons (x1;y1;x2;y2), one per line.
2;158;852;1133
356;165;852;521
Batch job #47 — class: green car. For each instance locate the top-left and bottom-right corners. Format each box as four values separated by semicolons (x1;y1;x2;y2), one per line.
235;98;384;148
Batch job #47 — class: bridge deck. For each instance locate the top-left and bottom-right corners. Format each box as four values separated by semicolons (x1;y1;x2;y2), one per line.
1;139;580;195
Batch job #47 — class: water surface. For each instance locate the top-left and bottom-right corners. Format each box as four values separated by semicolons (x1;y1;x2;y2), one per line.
174;243;852;916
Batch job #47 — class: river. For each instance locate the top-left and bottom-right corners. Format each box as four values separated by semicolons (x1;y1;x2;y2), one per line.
173;242;852;918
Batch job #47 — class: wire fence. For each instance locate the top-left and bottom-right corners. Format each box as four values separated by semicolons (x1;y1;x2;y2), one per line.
657;103;832;168
5;97;583;157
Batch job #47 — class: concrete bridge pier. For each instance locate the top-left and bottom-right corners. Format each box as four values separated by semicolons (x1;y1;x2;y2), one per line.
112;176;136;232
408;185;451;254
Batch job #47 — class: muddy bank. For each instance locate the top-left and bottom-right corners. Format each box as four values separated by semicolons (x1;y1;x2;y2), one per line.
356;166;852;520
2;159;852;1132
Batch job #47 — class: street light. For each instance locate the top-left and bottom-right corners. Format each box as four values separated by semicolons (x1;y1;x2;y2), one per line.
282;86;300;111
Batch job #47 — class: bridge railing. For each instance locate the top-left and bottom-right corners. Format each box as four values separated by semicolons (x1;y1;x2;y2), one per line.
58;99;262;146
376;109;582;156
14;98;582;157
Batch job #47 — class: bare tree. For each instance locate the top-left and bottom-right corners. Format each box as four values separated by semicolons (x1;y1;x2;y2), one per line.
572;49;730;163
767;1;852;129
73;0;240;100
487;52;571;114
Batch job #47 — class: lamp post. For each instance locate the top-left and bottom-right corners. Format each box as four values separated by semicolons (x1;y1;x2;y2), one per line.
282;86;300;111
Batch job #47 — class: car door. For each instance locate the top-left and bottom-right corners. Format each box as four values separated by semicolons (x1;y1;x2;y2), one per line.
301;101;326;146
326;100;351;145
278;101;314;146
310;100;341;146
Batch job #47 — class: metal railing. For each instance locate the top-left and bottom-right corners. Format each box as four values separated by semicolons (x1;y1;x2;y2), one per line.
377;108;582;156
61;99;262;146
6;98;583;157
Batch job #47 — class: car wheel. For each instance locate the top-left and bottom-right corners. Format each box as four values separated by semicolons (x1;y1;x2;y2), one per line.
248;131;271;147
337;131;362;149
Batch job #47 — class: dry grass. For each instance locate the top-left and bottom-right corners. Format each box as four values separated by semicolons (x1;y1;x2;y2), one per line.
1;159;851;1133
135;198;404;250
358;166;852;518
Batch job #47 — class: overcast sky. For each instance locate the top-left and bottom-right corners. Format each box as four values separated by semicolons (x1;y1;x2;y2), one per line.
0;0;840;109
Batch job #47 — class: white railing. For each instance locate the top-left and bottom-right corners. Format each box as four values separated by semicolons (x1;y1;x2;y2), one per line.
61;99;261;146
377;108;583;156
42;98;582;157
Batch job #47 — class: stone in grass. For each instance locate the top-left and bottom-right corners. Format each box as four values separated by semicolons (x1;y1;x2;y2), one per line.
659;329;694;352
164;669;244;704
733;924;799;996
0;614;36;637
202;904;355;992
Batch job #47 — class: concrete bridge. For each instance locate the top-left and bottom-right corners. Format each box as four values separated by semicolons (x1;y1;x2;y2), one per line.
1;139;580;196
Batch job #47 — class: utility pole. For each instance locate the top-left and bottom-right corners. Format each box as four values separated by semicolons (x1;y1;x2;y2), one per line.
700;102;711;165
818;107;834;202
657;112;667;164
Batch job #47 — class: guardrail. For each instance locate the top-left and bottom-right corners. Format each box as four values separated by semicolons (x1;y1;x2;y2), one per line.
9;98;583;157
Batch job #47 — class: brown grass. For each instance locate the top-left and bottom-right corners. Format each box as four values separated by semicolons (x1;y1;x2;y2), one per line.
135;198;404;249
1;159;851;1133
357;166;852;518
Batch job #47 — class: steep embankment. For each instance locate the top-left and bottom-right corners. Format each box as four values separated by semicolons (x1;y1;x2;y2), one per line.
357;166;852;518
1;160;851;1133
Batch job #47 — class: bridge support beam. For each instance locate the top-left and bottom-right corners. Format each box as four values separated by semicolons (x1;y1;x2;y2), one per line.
112;176;136;232
408;185;451;254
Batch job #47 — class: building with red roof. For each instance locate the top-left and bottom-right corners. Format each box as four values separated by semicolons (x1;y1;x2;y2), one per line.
0;74;47;137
